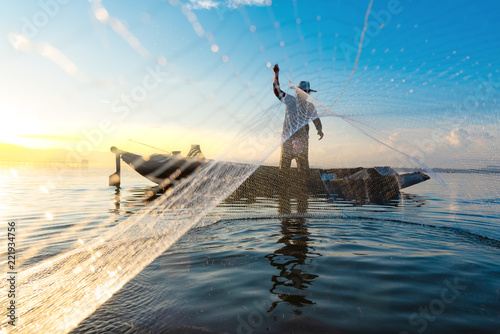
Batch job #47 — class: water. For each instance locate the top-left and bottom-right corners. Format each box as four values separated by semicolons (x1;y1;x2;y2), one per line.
1;166;499;334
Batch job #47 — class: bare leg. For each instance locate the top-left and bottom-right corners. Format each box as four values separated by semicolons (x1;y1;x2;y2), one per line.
295;138;309;214
278;139;293;188
278;140;293;214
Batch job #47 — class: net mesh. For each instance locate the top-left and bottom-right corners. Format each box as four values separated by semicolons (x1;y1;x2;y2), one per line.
1;0;499;332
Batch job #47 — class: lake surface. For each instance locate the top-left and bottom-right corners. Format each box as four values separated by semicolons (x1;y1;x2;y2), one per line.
1;166;499;334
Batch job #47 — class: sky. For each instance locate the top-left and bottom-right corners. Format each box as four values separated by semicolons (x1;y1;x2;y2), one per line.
0;0;498;168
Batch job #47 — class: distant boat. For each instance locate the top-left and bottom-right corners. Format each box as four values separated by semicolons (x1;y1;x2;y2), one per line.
109;145;430;203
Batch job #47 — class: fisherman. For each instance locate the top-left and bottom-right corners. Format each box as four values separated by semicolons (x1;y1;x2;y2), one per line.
273;63;324;196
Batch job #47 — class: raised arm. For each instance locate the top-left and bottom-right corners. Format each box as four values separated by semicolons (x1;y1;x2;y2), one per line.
273;64;286;100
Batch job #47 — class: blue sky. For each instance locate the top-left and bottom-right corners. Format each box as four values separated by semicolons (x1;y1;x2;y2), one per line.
0;0;498;168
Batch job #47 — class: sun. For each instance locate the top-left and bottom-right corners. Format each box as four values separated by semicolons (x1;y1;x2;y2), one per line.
0;103;45;148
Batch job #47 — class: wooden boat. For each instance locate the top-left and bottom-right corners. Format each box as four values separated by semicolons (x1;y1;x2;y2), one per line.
232;165;429;203
109;146;430;203
109;145;205;189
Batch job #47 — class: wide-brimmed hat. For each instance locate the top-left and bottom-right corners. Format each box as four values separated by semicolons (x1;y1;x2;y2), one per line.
297;81;317;93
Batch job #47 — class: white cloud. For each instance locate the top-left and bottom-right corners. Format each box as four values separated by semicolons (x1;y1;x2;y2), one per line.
388;131;400;142
186;0;271;10
228;0;270;7
446;128;470;147
445;127;497;148
187;0;220;10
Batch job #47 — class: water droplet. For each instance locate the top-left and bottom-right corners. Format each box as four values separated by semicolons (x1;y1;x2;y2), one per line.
157;56;167;65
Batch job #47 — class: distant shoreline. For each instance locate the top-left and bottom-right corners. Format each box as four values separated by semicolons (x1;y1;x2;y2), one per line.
1;161;499;174
395;167;500;174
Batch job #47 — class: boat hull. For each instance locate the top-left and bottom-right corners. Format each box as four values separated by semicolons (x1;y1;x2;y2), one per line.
112;148;430;203
120;151;204;188
232;166;429;203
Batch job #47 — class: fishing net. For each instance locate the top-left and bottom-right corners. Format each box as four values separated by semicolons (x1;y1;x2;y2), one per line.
1;0;499;332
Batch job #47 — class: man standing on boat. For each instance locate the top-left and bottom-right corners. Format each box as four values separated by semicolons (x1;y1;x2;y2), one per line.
273;63;324;198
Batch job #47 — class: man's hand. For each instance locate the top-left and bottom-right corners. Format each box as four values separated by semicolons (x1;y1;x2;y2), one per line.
273;64;280;73
318;130;324;140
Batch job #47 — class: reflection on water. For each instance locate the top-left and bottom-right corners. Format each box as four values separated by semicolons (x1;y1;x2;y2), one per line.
54;169;498;334
110;185;151;218
266;217;321;312
112;186;121;214
3;168;500;333
267;188;320;312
